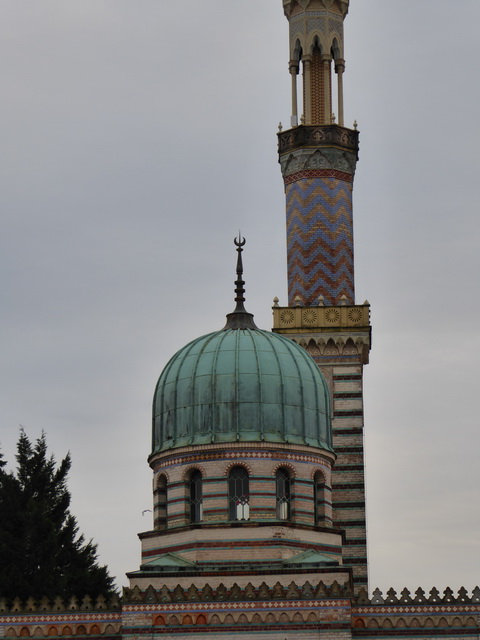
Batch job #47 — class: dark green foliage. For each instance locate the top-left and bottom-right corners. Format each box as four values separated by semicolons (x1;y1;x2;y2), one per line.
0;431;116;601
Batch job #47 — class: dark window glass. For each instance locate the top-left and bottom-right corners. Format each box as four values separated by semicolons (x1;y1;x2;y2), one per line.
190;470;203;523
228;467;250;520
276;469;291;520
314;471;325;525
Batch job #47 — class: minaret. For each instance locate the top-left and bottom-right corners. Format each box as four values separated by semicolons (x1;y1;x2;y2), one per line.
273;0;371;592
280;0;358;306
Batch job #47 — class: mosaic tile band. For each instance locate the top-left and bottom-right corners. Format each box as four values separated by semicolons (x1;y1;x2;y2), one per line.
284;168;354;185
286;175;354;306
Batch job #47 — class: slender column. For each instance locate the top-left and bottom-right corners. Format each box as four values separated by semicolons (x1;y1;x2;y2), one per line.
336;60;345;127
322;55;332;124
289;61;299;127
302;55;312;125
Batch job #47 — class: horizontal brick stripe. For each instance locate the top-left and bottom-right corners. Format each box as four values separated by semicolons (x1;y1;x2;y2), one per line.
142;539;342;558
334;502;366;509
333;428;364;435
201;509;228;517
284;168;354;185
293;509;329;519
126;622;353;634
167;481;187;490
249;491;276;497
333;483;365;490
334;410;363;417
343;557;368;565
334;520;366;527
293;478;313;486
334;392;363;399
293;493;314;502
333;374;362;380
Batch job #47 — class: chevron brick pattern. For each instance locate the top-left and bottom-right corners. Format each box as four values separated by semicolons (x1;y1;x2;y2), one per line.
286;176;354;306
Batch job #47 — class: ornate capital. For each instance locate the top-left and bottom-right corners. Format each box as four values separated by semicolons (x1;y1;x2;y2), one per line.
289;60;300;74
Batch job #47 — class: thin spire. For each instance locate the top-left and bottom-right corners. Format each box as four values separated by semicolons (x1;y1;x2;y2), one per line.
223;234;258;330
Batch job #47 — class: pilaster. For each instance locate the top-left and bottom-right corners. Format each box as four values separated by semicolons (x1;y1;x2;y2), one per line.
273;303;370;591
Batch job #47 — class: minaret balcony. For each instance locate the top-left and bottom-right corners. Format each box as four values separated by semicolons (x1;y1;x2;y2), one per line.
278;124;358;157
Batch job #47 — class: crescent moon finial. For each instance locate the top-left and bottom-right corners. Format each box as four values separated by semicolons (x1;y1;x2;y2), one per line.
234;232;246;248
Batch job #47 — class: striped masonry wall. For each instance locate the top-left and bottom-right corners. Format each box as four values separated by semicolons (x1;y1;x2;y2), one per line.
272;334;369;591
150;446;333;532
326;364;367;589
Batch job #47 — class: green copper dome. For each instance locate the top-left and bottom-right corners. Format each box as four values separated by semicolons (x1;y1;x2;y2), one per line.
152;328;333;454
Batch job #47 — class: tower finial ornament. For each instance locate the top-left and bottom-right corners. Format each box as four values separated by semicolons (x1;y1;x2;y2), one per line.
223;235;258;330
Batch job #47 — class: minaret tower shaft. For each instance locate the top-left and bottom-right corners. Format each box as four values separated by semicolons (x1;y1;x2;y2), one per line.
274;0;371;592
281;0;357;307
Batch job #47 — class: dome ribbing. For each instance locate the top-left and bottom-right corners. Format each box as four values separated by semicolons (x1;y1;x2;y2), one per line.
152;328;332;455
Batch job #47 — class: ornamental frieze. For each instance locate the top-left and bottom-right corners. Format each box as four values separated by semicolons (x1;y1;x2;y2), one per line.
278;125;359;155
279;146;357;178
273;304;370;331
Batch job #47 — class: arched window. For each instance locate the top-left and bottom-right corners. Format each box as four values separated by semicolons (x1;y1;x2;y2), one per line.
314;471;326;525
189;470;203;523
154;474;167;529
228;466;249;520
275;469;291;520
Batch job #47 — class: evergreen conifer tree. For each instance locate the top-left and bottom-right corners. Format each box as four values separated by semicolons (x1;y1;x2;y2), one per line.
0;431;116;601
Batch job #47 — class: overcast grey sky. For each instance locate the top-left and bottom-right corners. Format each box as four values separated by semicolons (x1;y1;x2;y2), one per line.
1;1;479;593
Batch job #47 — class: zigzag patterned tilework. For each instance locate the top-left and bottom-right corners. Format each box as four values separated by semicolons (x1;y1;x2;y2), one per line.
286;175;354;306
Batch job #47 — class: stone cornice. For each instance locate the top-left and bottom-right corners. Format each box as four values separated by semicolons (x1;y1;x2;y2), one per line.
283;0;349;20
148;439;336;469
272;304;370;332
278;124;359;157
